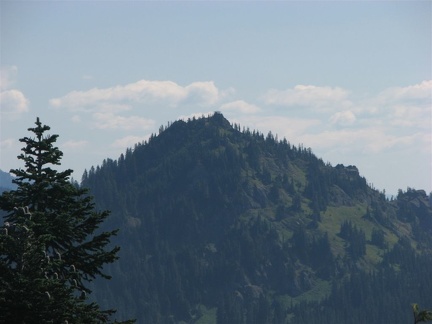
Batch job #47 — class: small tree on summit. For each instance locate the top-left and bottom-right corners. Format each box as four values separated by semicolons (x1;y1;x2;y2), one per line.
0;118;131;323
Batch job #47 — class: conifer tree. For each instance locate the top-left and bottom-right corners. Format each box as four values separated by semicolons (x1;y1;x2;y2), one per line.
0;118;130;323
413;304;432;324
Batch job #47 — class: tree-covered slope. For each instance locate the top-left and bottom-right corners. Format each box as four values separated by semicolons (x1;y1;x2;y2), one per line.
82;112;432;323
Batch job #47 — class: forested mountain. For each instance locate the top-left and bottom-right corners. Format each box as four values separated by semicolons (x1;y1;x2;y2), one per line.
81;112;432;323
0;169;16;194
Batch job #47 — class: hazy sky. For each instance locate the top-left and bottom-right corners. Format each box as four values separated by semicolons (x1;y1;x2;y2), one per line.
1;1;431;196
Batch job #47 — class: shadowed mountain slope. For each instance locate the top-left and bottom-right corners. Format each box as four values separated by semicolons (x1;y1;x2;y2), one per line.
82;112;432;323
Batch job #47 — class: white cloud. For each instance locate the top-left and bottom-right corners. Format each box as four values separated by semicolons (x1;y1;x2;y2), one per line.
377;80;432;103
50;79;227;111
220;100;261;114
388;104;430;128
97;103;132;113
62;140;88;150
0;66;29;120
364;132;421;154
298;127;426;155
356;80;432;131
0;66;18;90
0;138;16;149
299;129;363;150
92;112;155;130
419;132;432;154
112;135;149;149
0;89;30;119
263;84;351;111
49;80;229;132
233;81;430;161
71;115;81;123
329;110;356;126
183;81;223;106
233;115;321;141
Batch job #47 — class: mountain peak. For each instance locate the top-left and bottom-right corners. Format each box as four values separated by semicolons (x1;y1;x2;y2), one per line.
170;111;231;131
81;114;432;324
209;110;231;126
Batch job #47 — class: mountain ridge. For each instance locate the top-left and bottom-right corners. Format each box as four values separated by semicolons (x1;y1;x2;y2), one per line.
81;112;432;323
0;169;17;194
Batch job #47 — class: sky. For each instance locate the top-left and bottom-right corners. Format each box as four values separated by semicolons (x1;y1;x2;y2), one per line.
1;1;431;197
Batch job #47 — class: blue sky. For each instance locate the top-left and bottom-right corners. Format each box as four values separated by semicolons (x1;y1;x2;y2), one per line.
1;1;431;196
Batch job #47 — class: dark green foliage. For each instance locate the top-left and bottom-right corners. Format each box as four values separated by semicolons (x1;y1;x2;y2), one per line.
291;193;302;212
339;220;366;260
413;303;432;323
396;189;432;247
310;233;334;279
80;113;432;323
371;228;386;248
290;242;432;323
304;159;330;211
0;118;130;323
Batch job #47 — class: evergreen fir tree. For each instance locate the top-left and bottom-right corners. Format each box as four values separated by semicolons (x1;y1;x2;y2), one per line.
0;118;131;323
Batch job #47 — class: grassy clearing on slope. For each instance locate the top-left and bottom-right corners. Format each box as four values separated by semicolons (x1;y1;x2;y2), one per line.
320;204;405;267
195;305;217;324
277;278;331;307
320;205;365;257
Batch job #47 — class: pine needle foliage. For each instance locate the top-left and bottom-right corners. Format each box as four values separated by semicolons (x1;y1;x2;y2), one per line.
0;118;132;323
413;304;432;324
